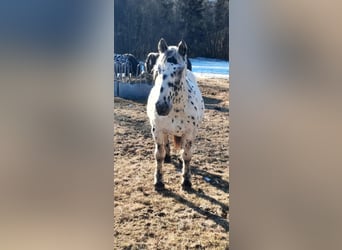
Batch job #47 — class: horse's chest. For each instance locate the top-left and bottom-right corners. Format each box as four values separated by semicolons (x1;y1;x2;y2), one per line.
157;114;186;135
164;106;202;135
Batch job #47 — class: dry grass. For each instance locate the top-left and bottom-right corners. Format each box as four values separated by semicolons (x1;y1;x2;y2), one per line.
114;78;229;249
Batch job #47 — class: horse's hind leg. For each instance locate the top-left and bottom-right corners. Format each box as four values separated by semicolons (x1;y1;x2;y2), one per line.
164;133;171;163
181;139;193;190
154;134;166;190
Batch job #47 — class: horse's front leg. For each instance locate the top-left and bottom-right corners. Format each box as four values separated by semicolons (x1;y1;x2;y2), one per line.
153;132;166;190
181;138;193;190
164;133;171;163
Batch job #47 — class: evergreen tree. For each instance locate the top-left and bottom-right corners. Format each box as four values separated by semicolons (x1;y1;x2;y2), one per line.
114;0;229;60
177;0;206;57
215;0;229;59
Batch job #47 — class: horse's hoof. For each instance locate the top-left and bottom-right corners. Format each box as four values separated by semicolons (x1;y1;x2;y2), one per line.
181;179;192;190
154;182;165;191
164;155;171;163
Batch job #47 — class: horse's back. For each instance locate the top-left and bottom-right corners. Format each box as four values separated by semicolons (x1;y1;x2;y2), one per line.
186;70;205;117
186;70;196;83
186;70;201;94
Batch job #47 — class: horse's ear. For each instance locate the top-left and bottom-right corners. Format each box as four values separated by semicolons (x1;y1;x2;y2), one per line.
158;38;168;53
178;40;187;57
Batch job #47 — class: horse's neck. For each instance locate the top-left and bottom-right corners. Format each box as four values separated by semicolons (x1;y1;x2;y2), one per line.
173;75;188;108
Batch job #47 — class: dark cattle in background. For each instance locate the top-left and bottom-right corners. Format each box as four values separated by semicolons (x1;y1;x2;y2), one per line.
114;53;141;77
124;53;140;76
145;52;192;74
145;52;159;74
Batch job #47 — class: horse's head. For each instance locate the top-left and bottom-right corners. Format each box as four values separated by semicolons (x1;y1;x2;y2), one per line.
153;38;188;116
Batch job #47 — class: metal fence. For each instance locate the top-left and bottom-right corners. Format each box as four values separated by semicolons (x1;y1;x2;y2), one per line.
114;54;147;83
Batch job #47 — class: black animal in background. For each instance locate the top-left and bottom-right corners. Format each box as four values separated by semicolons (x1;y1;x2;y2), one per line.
124;53;140;76
145;52;192;74
144;52;159;74
114;53;141;76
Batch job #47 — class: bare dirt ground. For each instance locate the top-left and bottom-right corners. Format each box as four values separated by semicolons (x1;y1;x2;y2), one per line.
114;77;229;249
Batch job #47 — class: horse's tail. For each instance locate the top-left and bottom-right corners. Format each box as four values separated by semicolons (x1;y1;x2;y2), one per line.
173;136;182;150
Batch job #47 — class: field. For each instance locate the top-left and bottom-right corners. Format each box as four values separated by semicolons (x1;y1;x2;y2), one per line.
114;77;229;249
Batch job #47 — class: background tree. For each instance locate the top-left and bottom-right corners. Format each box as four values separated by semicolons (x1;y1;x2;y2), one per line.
114;0;229;60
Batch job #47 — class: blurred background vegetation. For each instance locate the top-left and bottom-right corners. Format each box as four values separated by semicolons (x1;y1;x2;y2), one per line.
114;0;229;60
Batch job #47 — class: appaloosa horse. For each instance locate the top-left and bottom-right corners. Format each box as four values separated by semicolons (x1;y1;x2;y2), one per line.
147;38;204;190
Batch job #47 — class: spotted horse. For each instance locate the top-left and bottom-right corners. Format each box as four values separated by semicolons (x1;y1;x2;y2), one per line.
147;38;204;191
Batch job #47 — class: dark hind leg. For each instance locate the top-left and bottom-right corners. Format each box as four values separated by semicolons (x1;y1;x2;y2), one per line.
154;134;165;190
181;139;193;190
164;133;171;163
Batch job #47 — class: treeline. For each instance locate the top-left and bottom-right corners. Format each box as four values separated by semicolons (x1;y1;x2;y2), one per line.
114;0;229;61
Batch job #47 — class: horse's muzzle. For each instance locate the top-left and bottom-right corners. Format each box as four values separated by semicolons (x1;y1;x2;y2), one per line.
156;101;171;116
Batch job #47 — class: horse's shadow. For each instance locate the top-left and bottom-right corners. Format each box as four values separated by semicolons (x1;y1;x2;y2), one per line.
170;156;229;194
191;186;229;212
157;188;229;232
205;104;229;113
203;96;222;105
192;166;229;193
159;157;229;231
203;96;229;113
